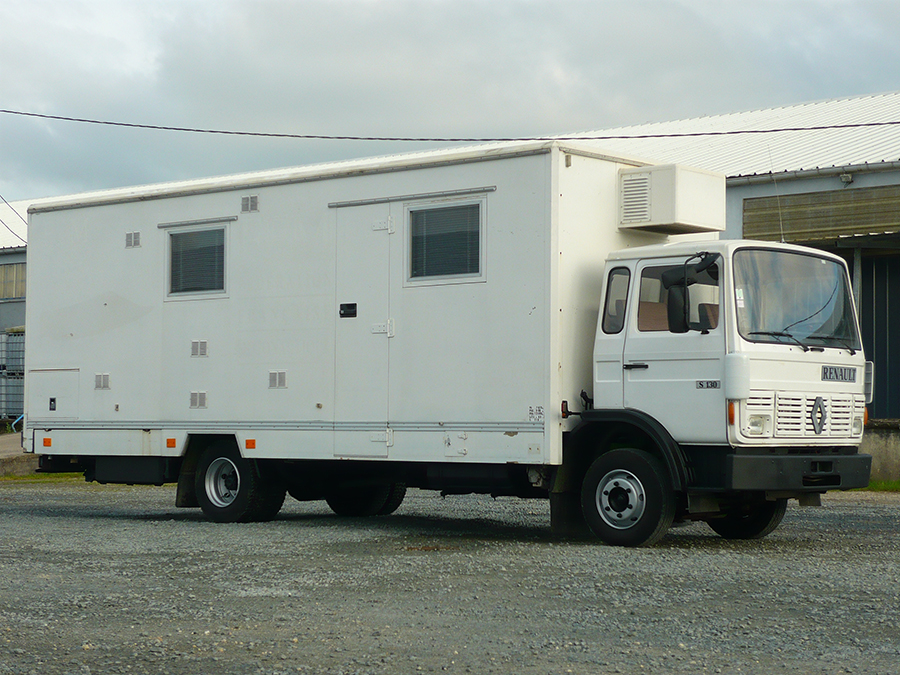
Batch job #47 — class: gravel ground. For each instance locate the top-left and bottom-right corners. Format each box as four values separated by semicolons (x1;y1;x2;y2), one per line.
0;479;898;675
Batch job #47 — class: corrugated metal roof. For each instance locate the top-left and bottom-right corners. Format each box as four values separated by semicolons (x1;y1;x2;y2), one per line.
567;91;900;179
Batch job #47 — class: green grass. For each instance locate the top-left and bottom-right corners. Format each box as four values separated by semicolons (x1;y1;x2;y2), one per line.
0;472;82;483
865;480;900;492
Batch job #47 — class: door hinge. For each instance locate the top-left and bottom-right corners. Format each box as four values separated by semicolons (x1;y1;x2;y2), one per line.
372;215;395;234
370;428;394;446
371;318;395;337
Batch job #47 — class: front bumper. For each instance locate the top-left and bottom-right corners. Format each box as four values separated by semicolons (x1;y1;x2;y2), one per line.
726;453;872;491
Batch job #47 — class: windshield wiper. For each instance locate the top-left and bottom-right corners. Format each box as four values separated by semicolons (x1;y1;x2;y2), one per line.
807;334;857;355
749;330;810;352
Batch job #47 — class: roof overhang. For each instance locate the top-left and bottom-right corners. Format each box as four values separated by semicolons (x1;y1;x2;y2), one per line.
727;160;900;186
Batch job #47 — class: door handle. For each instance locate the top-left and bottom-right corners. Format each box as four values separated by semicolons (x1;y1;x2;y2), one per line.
623;363;649;370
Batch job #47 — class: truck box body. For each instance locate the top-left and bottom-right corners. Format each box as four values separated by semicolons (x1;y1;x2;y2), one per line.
26;143;695;465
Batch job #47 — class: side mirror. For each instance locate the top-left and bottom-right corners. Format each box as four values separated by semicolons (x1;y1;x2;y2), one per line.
695;252;718;275
667;285;689;333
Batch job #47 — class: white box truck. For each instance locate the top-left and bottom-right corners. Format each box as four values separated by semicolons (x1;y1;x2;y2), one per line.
24;141;873;546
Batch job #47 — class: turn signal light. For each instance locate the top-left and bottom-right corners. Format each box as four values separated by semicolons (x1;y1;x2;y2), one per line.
727;401;735;426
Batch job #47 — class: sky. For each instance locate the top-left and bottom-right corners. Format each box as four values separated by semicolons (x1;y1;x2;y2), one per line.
2;0;900;204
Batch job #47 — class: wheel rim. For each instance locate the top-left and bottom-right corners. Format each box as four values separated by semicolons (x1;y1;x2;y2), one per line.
205;457;240;508
595;469;646;530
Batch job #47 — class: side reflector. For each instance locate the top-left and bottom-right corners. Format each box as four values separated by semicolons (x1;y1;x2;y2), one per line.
43;438;52;447
245;439;256;450
166;438;177;448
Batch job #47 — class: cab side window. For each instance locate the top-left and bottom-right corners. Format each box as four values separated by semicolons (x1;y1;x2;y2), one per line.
637;267;669;332
602;267;630;334
637;264;720;332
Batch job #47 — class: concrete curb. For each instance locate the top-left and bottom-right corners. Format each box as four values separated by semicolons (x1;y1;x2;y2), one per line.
0;453;39;477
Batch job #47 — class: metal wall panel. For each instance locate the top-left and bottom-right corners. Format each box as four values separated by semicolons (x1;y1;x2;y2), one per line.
860;256;900;418
743;185;900;243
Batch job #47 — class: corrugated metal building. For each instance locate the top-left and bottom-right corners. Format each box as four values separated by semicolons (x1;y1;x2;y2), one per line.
572;91;900;420
0;200;27;417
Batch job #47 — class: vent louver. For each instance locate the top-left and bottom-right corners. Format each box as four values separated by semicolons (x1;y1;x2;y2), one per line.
241;195;259;213
620;173;652;223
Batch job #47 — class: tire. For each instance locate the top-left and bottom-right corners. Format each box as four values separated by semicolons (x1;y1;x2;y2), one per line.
707;498;787;540
195;442;286;523
376;483;407;516
326;482;406;517
581;448;675;547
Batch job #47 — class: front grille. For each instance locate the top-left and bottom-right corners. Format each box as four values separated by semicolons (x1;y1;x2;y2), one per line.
774;393;859;438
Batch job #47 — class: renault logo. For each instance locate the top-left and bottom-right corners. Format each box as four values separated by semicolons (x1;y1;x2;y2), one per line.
810;397;827;435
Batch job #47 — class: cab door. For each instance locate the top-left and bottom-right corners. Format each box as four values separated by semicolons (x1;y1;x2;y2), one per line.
622;258;726;444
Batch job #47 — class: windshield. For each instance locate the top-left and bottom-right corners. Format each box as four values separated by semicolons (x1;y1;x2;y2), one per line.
733;248;861;351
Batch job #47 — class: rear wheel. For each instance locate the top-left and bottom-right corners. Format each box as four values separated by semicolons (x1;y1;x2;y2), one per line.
326;483;407;517
707;498;787;540
376;483;407;515
581;448;675;547
195;442;286;523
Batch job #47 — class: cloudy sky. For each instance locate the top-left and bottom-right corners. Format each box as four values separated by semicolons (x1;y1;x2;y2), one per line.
2;0;899;203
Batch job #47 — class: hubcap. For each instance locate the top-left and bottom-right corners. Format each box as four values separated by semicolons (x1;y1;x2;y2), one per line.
595;469;646;530
205;457;240;508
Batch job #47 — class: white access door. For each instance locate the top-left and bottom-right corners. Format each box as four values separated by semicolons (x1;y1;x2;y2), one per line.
622;258;727;444
334;204;392;457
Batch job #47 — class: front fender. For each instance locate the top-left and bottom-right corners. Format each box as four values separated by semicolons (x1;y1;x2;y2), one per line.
567;408;688;492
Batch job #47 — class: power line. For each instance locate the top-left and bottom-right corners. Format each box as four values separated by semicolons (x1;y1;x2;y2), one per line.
3;108;900;143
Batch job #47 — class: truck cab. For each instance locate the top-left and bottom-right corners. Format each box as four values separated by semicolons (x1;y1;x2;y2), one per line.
569;239;873;546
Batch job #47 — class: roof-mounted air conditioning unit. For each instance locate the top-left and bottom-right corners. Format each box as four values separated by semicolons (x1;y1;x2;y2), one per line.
619;164;725;235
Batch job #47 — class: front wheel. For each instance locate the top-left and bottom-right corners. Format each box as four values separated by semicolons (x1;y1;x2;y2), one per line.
707;498;787;540
581;449;675;547
195;442;286;523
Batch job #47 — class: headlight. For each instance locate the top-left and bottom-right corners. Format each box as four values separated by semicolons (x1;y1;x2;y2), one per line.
852;416;864;436
746;414;771;437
